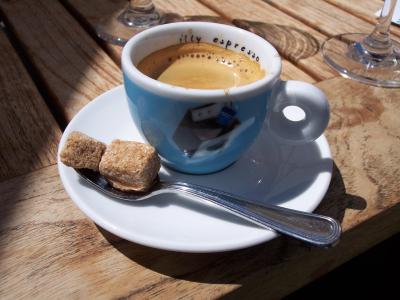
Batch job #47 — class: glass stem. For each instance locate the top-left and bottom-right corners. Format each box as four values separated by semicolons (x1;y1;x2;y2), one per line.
362;0;397;56
128;0;155;13
118;0;159;27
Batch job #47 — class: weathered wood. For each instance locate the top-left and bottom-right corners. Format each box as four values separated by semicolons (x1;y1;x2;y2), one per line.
200;0;337;81
325;0;400;37
1;1;400;299
1;78;400;298
319;77;400;225
154;0;218;16
64;0;316;82
0;0;122;122
0;133;399;299
279;60;315;82
0;28;61;181
62;0;219;63
263;0;394;38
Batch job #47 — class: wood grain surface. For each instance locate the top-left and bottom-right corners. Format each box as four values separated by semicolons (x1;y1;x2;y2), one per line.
0;0;122;122
318;77;400;227
325;0;400;37
62;0;219;64
263;0;390;38
64;0;316;83
1;75;399;298
1;0;400;299
200;0;337;81
0;28;61;181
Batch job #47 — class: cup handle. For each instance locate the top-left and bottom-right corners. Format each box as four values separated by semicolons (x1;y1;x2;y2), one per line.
267;80;330;144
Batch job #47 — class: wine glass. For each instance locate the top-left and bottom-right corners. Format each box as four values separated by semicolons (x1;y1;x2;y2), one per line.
96;0;181;46
96;0;235;46
322;0;400;87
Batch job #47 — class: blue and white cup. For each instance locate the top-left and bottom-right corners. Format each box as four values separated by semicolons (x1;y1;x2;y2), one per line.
122;22;329;174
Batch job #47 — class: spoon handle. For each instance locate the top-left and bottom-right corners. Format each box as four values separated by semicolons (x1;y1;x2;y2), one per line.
164;182;341;247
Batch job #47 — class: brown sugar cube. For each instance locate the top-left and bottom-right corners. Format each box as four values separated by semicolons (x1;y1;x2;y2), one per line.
60;131;106;171
99;140;161;192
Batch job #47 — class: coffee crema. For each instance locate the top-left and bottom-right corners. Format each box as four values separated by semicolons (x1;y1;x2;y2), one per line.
137;42;265;89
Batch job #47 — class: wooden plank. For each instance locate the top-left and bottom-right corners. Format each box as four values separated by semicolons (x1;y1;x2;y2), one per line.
279;60;315;82
262;0;392;38
154;0;218;16
1;78;400;298
62;0;219;64
0;0;122;122
318;77;400;223
0;135;399;299
157;0;317;83
325;0;400;37
200;0;337;81
64;0;316;83
0;28;61;181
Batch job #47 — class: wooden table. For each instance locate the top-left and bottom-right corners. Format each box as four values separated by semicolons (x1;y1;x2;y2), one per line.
0;0;399;298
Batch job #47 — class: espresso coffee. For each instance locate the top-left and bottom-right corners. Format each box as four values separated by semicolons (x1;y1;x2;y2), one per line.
137;43;265;89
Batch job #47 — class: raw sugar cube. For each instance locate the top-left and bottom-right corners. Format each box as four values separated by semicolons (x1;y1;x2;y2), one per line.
99;140;160;192
60;131;106;171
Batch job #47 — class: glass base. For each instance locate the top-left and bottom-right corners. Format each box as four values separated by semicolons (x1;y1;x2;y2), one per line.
96;9;232;46
322;33;400;88
96;9;182;46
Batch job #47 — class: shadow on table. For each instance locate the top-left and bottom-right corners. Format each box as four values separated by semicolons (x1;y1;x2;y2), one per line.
314;162;367;220
97;161;366;294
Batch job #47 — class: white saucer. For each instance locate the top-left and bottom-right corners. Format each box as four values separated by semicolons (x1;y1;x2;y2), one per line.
58;85;332;253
